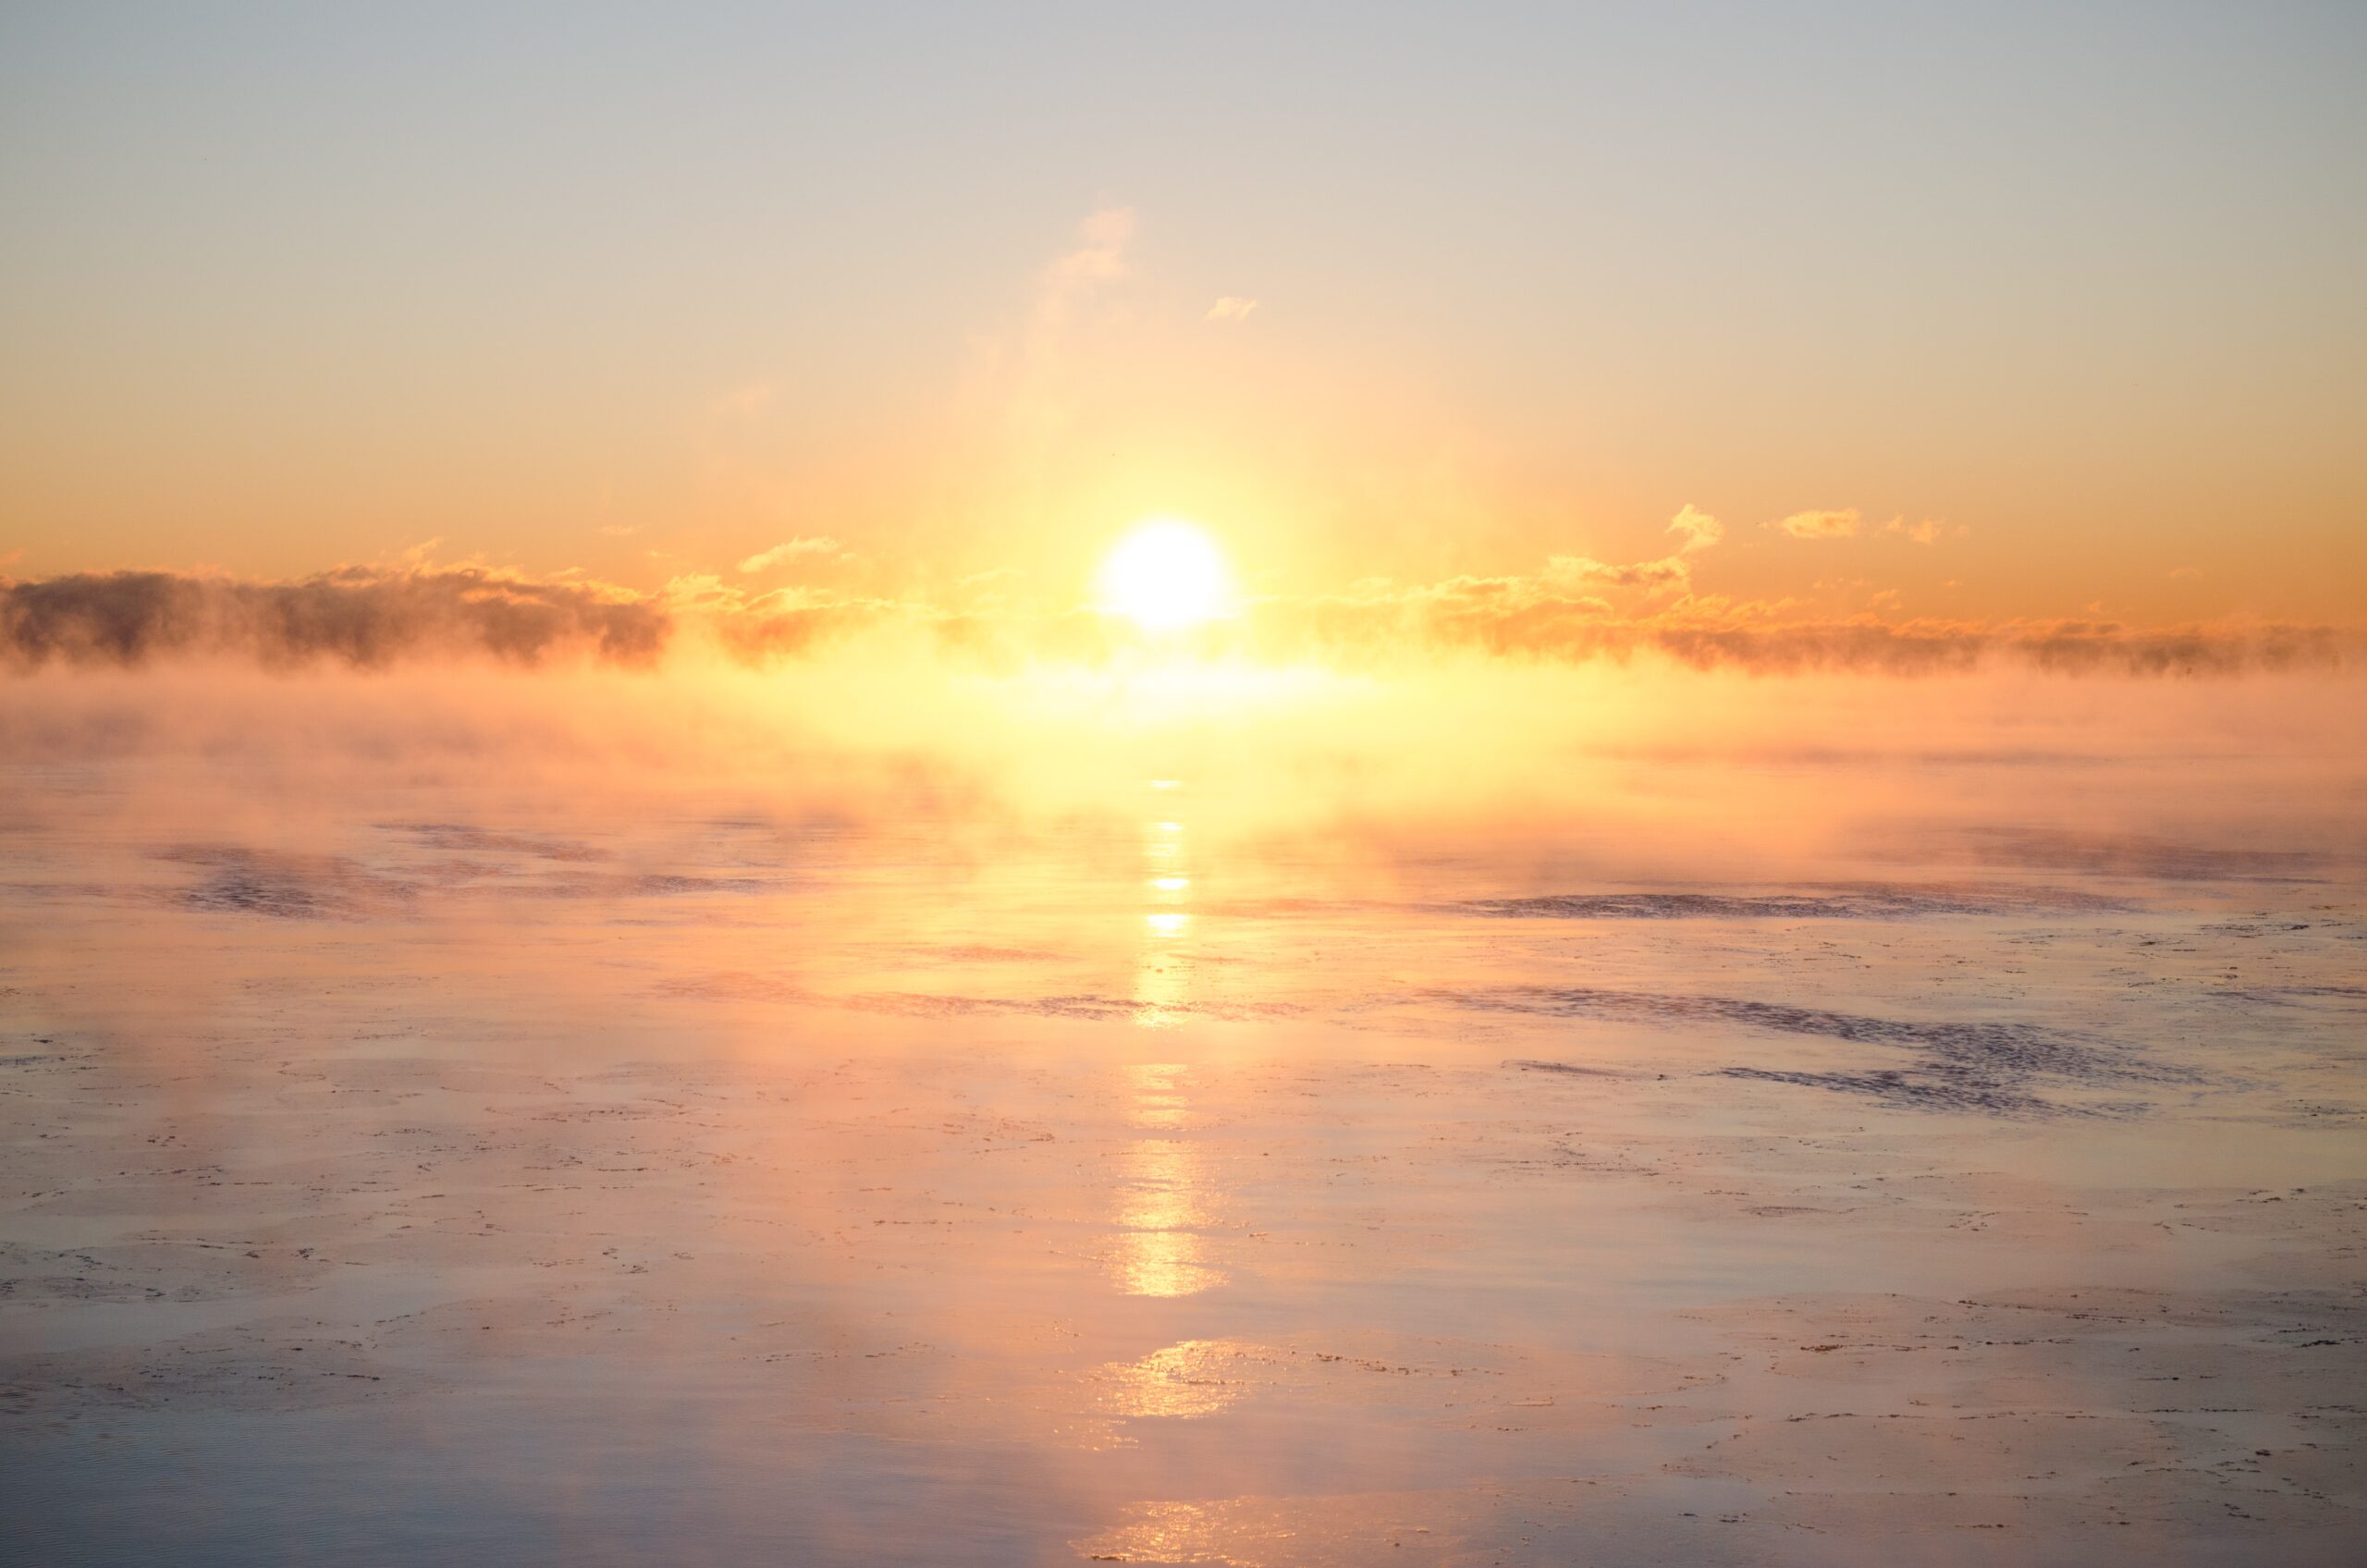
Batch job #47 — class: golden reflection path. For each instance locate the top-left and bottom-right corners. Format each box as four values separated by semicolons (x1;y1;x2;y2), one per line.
1106;1068;1225;1297
1105;780;1228;1296
1095;1338;1258;1420
1134;786;1192;1028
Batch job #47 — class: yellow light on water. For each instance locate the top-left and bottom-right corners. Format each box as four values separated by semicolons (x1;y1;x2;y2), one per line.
1098;518;1233;631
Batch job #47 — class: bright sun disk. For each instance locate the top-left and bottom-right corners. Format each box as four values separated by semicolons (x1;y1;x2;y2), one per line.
1098;518;1233;631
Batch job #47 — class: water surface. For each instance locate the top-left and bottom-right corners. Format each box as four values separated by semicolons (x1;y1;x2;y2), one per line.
4;680;2363;1565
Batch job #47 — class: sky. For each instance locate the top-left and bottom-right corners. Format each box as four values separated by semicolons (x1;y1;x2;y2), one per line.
2;1;2362;648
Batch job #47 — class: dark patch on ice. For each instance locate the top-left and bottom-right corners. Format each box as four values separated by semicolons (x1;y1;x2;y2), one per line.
2211;985;2367;1010
1505;1059;1621;1077
1447;986;2193;1117
0;878;114;902
1718;1067;2065;1118
1448;986;2152;1074
186;871;326;918
2201;919;2319;938
380;822;607;862
1958;827;2323;883
0;1323;402;1414
157;846;411;920
626;873;773;896
395;867;777;900
1457;882;2120;921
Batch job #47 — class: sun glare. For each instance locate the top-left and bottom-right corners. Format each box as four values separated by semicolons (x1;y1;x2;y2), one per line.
1098;518;1233;631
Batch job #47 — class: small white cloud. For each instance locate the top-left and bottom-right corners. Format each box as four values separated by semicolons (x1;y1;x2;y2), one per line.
1774;508;1862;540
738;537;844;574
1047;208;1135;288
1880;515;1945;545
1205;296;1259;323
1666;504;1723;555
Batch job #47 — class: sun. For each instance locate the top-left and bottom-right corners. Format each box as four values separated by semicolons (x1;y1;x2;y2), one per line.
1097;517;1234;631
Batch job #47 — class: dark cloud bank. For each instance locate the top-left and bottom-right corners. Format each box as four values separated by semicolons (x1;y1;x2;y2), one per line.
3;567;2359;675
0;568;668;669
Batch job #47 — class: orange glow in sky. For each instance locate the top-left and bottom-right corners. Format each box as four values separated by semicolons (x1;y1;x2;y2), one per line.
0;6;2359;646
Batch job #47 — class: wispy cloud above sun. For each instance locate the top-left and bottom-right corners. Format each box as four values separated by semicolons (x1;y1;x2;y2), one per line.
738;538;845;574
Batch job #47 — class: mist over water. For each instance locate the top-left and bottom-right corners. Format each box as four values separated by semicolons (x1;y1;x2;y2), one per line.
4;662;2364;1565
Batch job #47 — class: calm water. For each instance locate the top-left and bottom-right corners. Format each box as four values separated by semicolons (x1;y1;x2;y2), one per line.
4;692;2364;1565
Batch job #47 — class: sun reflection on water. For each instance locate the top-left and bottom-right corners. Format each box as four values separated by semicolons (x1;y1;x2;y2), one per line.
1095;1339;1257;1420
1105;1228;1223;1299
1134;783;1196;1029
1105;1061;1227;1297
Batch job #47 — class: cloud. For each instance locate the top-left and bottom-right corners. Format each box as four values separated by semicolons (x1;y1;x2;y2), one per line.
1880;515;1946;545
982;206;1144;446
1666;504;1723;555
1542;506;1725;594
1251;583;2361;676
1204;296;1258;323
0;568;669;670
737;537;844;574
1776;508;1862;539
3;560;2355;680
1046;207;1134;290
1546;555;1691;591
